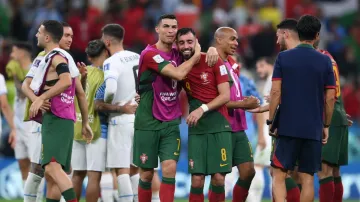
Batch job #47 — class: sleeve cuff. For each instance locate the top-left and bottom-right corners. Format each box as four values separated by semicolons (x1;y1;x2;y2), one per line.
325;86;336;89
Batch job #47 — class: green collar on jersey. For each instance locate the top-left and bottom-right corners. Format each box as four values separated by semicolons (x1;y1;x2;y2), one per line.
297;43;314;49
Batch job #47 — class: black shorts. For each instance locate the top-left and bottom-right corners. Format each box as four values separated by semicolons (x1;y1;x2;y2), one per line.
271;135;322;174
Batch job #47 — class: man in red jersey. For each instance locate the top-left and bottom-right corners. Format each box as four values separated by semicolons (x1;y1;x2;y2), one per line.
176;27;232;202
314;40;352;202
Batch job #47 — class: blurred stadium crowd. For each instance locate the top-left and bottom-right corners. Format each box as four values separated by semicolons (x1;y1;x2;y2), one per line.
0;0;359;157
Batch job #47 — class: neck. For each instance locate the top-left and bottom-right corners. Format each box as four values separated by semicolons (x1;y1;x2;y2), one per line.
287;39;301;49
215;47;228;61
110;45;124;56
44;43;59;54
19;58;32;70
155;40;172;52
91;58;103;68
300;40;314;46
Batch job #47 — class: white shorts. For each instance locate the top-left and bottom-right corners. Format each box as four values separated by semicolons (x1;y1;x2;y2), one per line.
71;138;107;172
14;121;32;160
29;121;42;164
106;119;134;168
253;124;273;166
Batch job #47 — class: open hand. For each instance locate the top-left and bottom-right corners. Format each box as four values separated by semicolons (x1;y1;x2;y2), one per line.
322;127;329;145
206;47;219;67
186;107;204;127
82;123;93;144
8;129;16;149
30;97;45;118
77;62;87;78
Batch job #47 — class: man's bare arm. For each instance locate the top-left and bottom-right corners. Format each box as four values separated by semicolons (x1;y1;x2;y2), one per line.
94;100;121;113
75;77;89;124
39;55;72;100
269;80;281;121
207;82;230;110
0;94;15;130
226;96;259;109
324;89;336;126
22;77;38;102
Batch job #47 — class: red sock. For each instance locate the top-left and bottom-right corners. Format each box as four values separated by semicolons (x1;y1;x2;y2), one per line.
209;185;225;202
138;179;152;202
189;187;204;202
334;177;343;202
319;177;335;202
159;178;175;202
232;179;251;202
286;187;300;202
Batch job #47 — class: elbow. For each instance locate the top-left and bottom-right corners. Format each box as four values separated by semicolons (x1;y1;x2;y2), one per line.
223;91;231;104
173;74;185;81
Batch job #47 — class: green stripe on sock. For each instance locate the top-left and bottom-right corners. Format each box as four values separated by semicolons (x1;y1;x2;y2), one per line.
139;179;152;190
211;185;224;194
162;177;175;184
236;178;252;190
62;188;76;201
46;198;60;202
334;177;342;183
297;184;302;192
190;186;204;194
319;176;334;185
285;177;298;191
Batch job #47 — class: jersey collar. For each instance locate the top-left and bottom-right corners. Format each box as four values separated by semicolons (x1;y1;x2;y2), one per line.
297;43;314;49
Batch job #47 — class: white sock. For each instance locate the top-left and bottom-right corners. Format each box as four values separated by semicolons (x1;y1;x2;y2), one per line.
246;166;265;202
36;178;45;202
151;191;160;202
117;174;134;202
24;173;42;202
60;197;66;202
113;190;119;202
101;173;114;202
130;174;139;202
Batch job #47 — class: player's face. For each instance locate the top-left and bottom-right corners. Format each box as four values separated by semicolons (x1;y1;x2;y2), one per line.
10;46;21;61
59;27;73;51
156;19;178;45
177;32;196;60
256;60;271;79
222;30;238;56
36;25;47;48
276;29;287;51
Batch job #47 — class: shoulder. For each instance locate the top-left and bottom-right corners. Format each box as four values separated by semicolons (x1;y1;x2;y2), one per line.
38;51;46;57
142;50;164;63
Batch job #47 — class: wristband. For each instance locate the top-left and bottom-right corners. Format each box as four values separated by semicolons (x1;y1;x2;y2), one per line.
324;124;330;128
200;104;209;112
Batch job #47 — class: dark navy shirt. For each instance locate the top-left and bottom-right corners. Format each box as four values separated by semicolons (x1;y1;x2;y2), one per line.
272;44;336;141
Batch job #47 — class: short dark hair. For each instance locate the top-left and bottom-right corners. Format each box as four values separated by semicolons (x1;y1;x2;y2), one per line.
101;24;125;41
42;20;63;43
296;15;321;41
276;19;298;31
85;39;106;58
176;28;196;40
12;41;32;54
157;14;177;25
257;57;274;65
61;21;71;27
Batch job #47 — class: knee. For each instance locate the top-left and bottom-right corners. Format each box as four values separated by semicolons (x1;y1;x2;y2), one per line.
161;160;177;177
87;171;101;185
191;175;205;188
317;163;333;179
239;166;256;181
140;168;154;182
44;162;62;178
333;167;340;177
211;173;225;186
30;163;45;178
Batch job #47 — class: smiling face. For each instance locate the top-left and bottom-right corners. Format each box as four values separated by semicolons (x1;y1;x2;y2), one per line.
177;32;196;60
59;26;73;50
156;18;178;45
217;28;239;56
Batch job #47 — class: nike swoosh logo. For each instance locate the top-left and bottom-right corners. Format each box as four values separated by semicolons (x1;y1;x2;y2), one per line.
174;152;179;156
220;163;228;167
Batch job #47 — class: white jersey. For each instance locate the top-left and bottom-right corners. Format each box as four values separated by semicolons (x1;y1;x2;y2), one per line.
0;74;8;134
262;73;272;105
103;50;140;124
26;52;45;79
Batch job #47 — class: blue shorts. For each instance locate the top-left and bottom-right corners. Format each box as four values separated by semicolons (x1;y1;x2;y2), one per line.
271;135;322;174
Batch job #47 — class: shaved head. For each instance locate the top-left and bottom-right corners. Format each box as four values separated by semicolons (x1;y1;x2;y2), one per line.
215;27;237;41
214;27;239;57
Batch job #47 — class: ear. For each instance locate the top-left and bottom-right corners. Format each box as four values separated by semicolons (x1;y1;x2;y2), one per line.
315;32;320;41
155;25;159;34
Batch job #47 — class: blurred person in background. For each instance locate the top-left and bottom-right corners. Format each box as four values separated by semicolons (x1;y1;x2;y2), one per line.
7;41;33;185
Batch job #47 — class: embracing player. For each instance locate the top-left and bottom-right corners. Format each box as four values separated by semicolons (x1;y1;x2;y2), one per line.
133;14;218;202
175;27;232;202
101;23;140;202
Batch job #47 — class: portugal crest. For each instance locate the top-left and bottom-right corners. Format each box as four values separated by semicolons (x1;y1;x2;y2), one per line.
140;153;148;164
